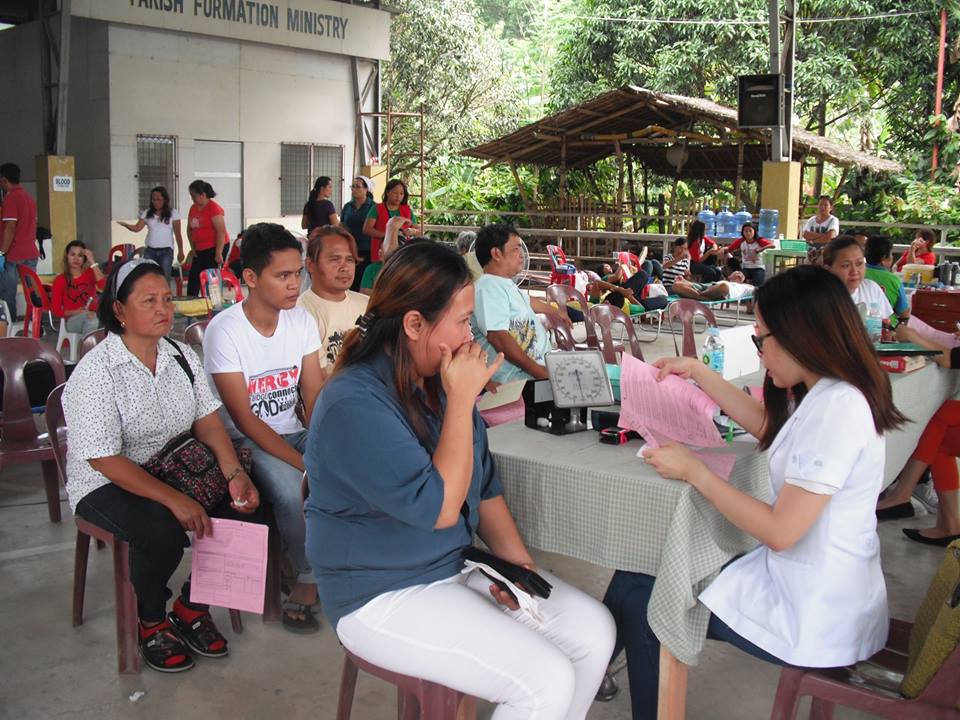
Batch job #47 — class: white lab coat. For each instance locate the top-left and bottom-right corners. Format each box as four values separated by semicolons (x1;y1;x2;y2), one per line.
699;378;889;667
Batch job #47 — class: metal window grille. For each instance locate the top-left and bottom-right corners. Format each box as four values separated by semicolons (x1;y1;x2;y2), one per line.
280;143;311;216
280;143;344;216
136;135;178;212
313;144;344;209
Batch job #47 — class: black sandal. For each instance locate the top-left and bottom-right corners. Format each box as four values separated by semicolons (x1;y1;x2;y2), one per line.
167;609;229;658
139;621;194;673
282;601;320;634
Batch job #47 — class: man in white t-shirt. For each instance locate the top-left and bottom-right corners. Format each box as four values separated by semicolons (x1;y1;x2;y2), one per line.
298;225;368;373
203;223;324;633
471;224;564;383
802;195;841;264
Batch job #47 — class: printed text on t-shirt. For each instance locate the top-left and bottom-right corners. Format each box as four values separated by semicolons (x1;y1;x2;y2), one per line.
247;366;300;419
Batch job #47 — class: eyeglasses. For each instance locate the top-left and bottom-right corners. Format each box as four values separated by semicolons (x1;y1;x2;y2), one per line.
751;331;773;354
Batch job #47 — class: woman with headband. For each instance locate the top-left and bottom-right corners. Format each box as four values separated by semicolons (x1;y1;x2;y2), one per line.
61;258;260;673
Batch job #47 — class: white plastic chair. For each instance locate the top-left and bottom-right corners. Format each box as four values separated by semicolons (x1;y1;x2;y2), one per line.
54;314;82;362
0;300;23;337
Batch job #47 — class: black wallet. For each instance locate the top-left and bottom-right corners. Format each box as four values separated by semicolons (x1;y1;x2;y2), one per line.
464;547;553;599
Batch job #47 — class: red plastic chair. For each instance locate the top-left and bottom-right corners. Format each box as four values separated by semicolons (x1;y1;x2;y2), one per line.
545;283;598;349
200;268;245;303
588;303;644;364
536;312;576;351
17;264;83;359
108;243;136;264
44;384;244;674
666;299;718;358
0;337;66;522
546;245;576;287
336;649;476;720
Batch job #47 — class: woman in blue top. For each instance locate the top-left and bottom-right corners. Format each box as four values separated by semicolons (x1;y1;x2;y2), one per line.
305;242;615;719
341;176;375;292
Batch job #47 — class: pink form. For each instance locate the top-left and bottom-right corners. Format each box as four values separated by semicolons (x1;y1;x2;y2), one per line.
190;518;269;614
618;354;725;448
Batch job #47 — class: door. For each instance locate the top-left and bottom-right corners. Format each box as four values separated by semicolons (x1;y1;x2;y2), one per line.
194;140;243;242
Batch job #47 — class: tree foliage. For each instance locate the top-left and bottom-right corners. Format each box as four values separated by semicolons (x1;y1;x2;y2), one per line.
381;0;523;181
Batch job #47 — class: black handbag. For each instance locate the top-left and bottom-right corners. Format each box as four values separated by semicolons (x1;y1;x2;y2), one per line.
138;338;250;510
464;546;552;599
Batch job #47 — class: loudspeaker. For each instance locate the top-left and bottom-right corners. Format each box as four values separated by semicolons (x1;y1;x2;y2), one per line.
738;74;782;128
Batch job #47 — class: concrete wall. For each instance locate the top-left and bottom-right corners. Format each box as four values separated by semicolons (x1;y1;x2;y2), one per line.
108;23;356;248
0;23;44;184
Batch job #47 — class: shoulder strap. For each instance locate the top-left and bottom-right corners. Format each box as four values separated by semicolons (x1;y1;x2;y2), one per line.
163;337;195;386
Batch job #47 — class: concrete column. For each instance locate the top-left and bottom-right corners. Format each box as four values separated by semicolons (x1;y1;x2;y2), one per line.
35;155;78;270
760;160;801;239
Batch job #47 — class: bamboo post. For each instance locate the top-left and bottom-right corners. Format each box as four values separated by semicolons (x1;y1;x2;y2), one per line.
643;163;650;233
626;154;639;232
385;102;392;180
419;103;425;235
735;140;745;206
614;140;625;232
507;158;534;215
560;137;569;230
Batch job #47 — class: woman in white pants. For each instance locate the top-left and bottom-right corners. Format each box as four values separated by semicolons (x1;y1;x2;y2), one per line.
304;241;614;718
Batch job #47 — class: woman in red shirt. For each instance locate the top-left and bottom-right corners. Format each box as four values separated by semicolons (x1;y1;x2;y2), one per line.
361;179;418;262
686;220;724;281
51;240;105;336
186;180;228;296
894;229;937;271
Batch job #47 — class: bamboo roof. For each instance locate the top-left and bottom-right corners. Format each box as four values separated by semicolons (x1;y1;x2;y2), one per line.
462;86;902;178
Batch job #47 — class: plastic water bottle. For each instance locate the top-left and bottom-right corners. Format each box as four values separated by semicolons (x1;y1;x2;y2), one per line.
697;203;716;237
758;208;779;239
207;270;224;310
701;327;725;373
865;303;883;343
734;205;753;233
716;206;735;238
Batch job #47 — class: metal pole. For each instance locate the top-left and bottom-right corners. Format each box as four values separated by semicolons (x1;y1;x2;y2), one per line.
55;0;72;156
781;0;795;161
933;7;948;178
767;0;783;161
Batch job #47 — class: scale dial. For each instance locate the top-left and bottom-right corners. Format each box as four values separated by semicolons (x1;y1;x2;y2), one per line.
544;350;615;408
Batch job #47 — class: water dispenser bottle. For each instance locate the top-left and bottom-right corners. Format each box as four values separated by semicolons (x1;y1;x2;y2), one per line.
697;202;716;237
758;208;779;240
733;205;753;235
715;206;735;238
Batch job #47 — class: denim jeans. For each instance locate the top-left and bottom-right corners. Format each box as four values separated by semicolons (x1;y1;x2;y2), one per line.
690;260;723;282
0;257;37;321
603;570;782;720
143;246;174;280
641;259;663;281
76;482;264;621
64;313;100;336
236;430;314;584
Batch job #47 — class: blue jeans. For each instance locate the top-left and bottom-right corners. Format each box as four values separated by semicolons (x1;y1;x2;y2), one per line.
603;570;782;720
641;259;663;281
143;246;174;280
237;430;314;584
0;257;37;322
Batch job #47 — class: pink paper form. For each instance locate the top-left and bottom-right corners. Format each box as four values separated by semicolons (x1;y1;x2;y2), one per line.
190;518;268;614
618;354;725;448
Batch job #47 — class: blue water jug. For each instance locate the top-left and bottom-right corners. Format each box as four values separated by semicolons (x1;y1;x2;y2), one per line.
716;206;735;238
758;208;779;240
697;203;716;237
733;205;753;235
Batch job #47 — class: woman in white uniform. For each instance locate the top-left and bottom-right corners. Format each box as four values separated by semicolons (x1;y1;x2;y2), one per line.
603;265;906;719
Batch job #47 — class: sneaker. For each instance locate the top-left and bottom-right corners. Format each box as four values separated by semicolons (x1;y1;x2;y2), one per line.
912;475;939;514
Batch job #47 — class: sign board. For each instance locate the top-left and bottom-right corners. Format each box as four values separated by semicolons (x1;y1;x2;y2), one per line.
52;175;74;192
71;0;391;61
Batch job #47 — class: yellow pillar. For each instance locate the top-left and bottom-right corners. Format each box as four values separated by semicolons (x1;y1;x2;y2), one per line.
760;161;802;239
360;164;388;200
35;155;77;268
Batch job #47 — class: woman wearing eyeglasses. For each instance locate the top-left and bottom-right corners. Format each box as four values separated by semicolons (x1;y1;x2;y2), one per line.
340;176;375;291
602;266;905;719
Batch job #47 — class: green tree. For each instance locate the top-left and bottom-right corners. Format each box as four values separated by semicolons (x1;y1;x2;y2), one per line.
382;0;524;184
